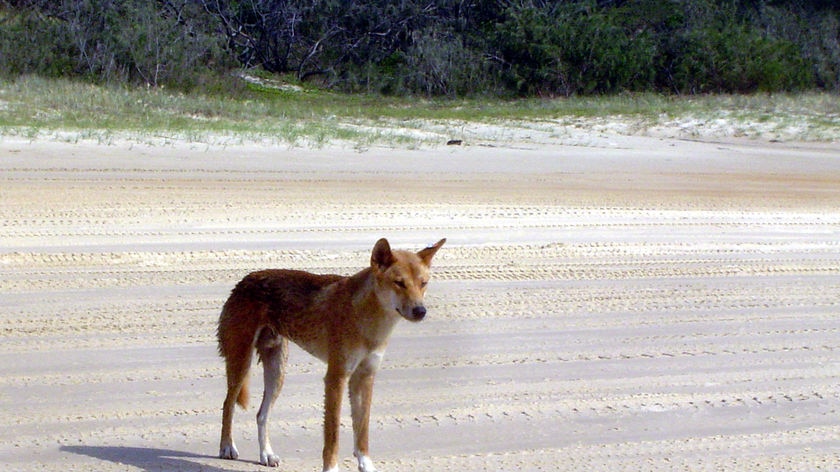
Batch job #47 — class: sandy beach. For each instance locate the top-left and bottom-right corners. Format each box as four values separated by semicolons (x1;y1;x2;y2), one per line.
1;132;839;471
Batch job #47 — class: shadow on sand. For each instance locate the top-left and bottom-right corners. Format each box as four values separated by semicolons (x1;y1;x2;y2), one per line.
61;445;247;471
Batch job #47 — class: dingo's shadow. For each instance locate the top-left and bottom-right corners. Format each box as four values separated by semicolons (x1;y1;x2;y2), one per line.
61;445;242;471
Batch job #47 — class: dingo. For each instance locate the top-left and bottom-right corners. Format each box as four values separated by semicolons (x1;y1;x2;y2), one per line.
217;238;446;472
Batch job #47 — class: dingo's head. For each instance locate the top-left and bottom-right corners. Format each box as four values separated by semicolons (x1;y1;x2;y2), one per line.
371;238;446;322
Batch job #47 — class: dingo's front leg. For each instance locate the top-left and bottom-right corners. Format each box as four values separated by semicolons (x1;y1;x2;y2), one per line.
350;355;380;472
322;364;348;472
256;339;288;467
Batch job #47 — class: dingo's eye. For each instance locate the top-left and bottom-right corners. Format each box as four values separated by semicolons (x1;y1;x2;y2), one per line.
420;281;428;288
394;280;407;289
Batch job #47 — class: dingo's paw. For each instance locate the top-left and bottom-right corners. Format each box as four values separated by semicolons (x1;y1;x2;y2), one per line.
356;454;377;472
260;452;280;467
219;443;239;460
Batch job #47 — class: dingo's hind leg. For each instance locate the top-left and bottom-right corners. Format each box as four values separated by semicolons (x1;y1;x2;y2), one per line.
256;329;289;467
219;324;255;461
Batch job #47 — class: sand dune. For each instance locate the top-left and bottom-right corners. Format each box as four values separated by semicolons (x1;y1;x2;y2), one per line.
1;135;838;471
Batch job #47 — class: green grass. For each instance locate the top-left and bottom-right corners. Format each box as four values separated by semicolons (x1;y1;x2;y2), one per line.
1;75;838;147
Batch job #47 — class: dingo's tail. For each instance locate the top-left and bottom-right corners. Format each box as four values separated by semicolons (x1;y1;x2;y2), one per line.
217;299;257;410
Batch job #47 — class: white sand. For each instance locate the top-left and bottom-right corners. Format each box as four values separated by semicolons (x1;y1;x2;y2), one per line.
1;132;839;471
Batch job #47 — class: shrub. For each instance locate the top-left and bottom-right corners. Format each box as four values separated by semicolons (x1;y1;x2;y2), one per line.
0;9;75;77
0;1;233;91
403;26;496;97
811;13;840;91
660;1;817;94
489;2;661;96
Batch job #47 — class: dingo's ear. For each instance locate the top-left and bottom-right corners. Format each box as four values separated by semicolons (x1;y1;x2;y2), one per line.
417;238;446;266
371;238;395;270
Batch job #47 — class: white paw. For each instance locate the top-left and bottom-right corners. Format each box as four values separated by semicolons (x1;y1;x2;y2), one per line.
219;443;239;460
260;452;280;467
356;454;377;472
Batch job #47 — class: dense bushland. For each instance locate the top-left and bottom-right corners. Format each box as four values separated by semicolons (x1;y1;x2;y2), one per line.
1;0;838;96
0;0;233;90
